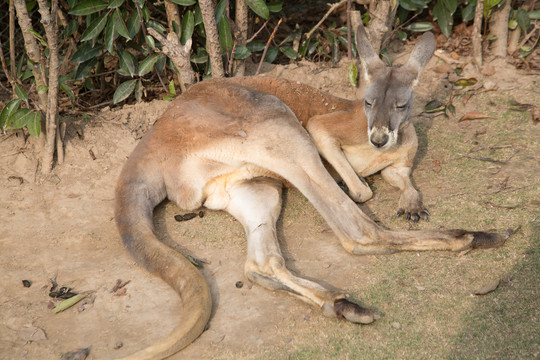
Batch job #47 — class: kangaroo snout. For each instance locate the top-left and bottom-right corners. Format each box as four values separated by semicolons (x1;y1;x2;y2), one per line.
369;128;390;148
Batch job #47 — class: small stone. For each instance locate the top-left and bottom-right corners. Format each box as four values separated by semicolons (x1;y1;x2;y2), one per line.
114;342;123;350
22;280;32;287
235;281;243;288
392;322;401;329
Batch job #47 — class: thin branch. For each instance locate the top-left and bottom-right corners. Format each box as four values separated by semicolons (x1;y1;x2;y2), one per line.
346;0;352;60
0;37;15;89
514;23;540;55
247;19;270;43
457;153;506;164
256;18;282;76
305;0;347;39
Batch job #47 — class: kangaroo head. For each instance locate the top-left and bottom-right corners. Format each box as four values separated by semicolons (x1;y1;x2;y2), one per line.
356;25;435;150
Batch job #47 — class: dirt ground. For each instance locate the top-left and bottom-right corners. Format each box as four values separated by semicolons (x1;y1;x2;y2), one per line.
1;50;539;359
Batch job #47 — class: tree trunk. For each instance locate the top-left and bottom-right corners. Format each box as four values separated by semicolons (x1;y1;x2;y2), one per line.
490;0;512;58
199;0;225;78
37;0;62;169
13;0;49;111
9;0;16;80
234;0;249;76
472;0;484;65
164;0;186;87
366;0;398;52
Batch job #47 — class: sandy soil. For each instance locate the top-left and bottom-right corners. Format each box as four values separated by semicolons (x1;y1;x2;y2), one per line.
1;53;538;360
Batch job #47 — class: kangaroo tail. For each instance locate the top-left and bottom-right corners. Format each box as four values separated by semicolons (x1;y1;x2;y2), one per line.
114;166;212;360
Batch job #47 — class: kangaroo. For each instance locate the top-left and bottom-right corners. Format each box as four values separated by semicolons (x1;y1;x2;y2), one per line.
114;24;504;359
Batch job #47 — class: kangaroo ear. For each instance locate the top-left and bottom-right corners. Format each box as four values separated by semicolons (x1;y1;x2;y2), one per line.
355;23;384;83
405;32;436;77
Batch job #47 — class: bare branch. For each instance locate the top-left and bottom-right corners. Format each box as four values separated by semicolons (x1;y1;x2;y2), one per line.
306;0;347;40
147;28;195;88
256;18;282;76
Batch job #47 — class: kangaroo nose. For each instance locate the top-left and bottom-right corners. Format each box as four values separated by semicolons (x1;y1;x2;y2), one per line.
370;133;389;148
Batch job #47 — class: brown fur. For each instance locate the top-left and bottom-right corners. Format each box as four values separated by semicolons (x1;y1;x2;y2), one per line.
114;25;504;359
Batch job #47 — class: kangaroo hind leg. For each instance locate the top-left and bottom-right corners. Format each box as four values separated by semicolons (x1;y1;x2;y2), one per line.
215;177;374;324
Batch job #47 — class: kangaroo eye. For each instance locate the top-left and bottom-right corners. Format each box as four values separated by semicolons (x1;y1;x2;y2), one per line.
365;100;373;108
396;104;407;110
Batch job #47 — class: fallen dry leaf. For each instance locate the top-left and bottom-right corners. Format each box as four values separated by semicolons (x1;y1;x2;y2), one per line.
459;112;493;122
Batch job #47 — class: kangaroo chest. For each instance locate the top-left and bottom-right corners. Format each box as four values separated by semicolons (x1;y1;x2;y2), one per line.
341;142;408;177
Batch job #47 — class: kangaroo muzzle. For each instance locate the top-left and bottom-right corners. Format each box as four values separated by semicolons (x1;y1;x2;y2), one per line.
368;127;395;149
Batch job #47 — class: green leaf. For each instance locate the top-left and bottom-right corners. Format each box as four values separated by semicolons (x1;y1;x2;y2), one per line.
20;70;33;82
6;109;33;129
69;0;107;16
264;46;278;63
279;46;297;60
433;1;453;38
0;99;21;129
169;0;196;5
405;22;435;32
113;8;131;40
168;79;176;96
234;45;252;60
134;79;143;103
138;53;160;76
194;5;203;25
215;0;227;25
107;0;124;9
145;35;156;50
113;79;137;104
516;8;530;32
146;20;167;34
461;0;476;22
529;9;540;20
118;49;138;77
441;0;457;14
247;41;266;52
245;0;270;20
104;17;116;54
424;100;444;112
181;10;194;45
218;17;233;51
397;30;407;41
59;78;75;100
81;14;109;42
14;83;28;102
53;294;88;313
399;0;429;11
268;1;283;12
28;30;47;47
191;48;209;63
126;9;141;38
347;62;358;87
37;85;48;95
27;111;41;136
74;57;98;80
64;20;79;38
